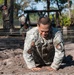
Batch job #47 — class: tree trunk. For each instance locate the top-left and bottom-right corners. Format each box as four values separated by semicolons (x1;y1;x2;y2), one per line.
9;0;14;29
68;0;71;18
4;0;7;6
47;0;50;16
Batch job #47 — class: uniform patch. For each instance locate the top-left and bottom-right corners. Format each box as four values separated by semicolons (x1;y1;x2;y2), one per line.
56;43;62;50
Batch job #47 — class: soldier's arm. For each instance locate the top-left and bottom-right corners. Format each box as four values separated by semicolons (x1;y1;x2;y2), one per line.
23;32;36;69
50;31;65;70
20;27;25;35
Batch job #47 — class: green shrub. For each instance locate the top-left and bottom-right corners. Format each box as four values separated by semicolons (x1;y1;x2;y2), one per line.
60;16;71;27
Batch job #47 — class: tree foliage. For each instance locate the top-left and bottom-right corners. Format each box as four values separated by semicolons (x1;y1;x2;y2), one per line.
60;15;71;27
0;0;4;5
58;0;67;4
34;0;72;10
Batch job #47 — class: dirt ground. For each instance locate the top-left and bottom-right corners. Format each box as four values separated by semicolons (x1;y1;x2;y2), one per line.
0;36;74;75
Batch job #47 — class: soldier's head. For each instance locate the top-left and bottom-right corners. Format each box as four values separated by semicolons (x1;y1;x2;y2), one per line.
37;16;51;39
2;5;7;10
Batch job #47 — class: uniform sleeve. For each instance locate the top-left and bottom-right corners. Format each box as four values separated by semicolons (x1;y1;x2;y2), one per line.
23;32;36;69
20;27;24;34
50;31;65;70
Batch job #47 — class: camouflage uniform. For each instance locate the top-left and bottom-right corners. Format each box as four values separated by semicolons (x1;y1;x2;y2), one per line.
2;9;10;31
20;26;32;38
23;27;65;70
20;26;28;35
20;26;31;35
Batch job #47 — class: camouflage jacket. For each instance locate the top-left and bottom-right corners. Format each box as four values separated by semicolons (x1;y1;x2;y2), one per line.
20;26;32;35
23;27;65;70
2;9;9;21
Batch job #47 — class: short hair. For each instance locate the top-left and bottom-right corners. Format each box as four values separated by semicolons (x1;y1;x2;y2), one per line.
37;16;51;26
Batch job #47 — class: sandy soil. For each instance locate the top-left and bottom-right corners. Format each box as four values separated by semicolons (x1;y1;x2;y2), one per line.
0;36;74;75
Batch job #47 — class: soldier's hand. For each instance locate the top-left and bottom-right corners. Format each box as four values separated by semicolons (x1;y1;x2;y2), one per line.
31;67;41;71
45;66;56;71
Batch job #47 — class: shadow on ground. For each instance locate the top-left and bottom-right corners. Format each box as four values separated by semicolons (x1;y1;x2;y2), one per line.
0;36;24;50
60;55;74;69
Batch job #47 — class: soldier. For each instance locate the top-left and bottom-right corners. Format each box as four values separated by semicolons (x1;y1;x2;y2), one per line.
23;16;65;71
2;5;10;31
19;14;25;28
20;23;32;39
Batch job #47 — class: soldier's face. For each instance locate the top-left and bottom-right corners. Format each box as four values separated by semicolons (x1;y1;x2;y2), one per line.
38;24;50;39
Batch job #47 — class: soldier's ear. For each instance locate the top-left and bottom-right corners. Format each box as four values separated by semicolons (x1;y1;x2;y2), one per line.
37;24;40;28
